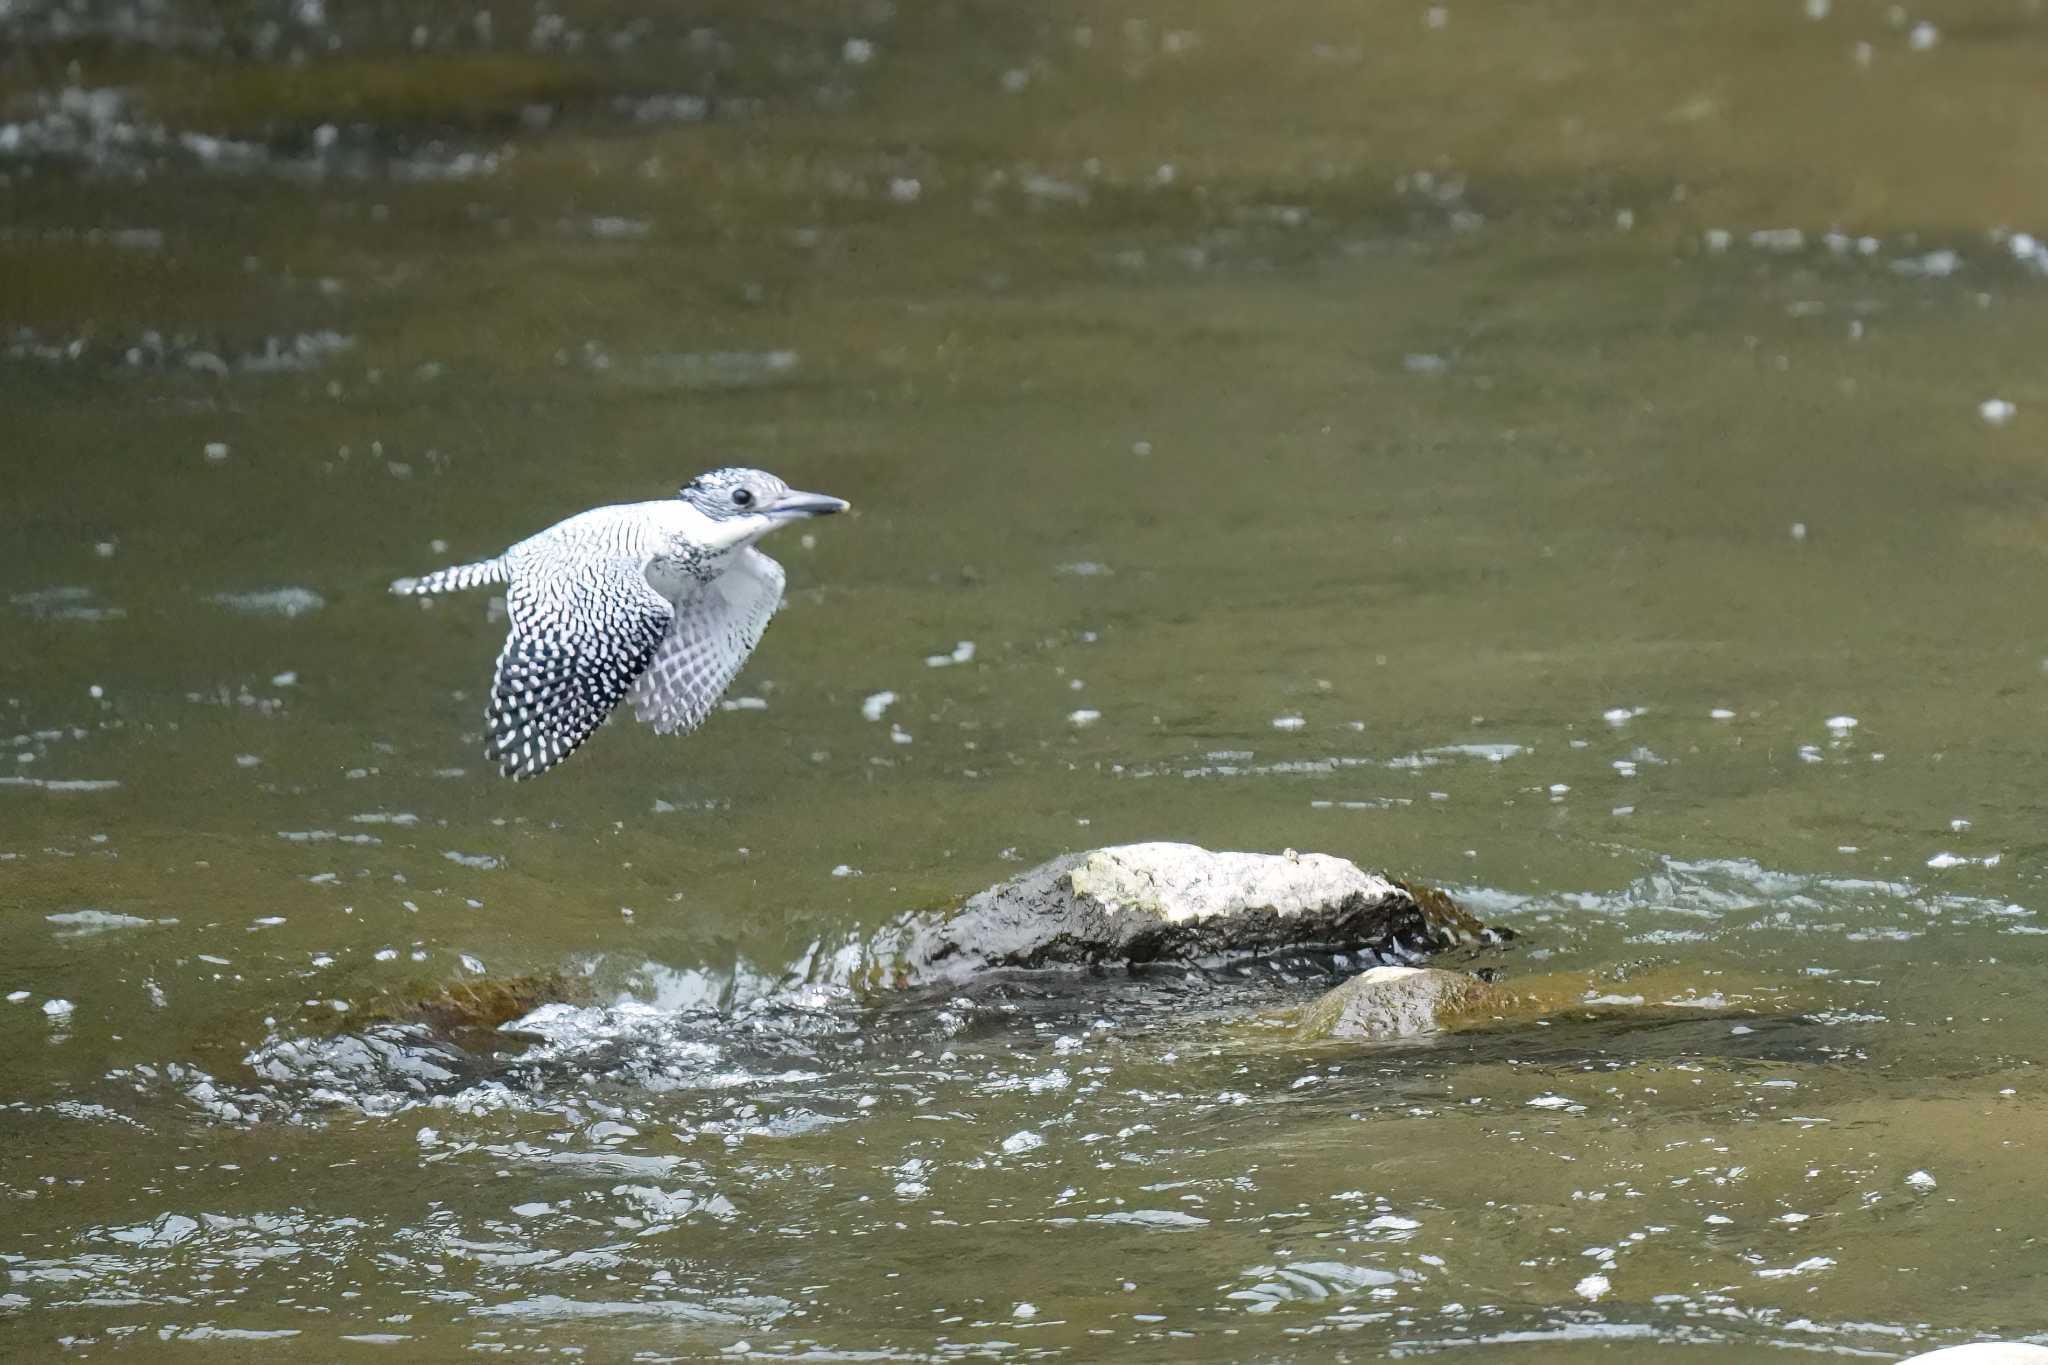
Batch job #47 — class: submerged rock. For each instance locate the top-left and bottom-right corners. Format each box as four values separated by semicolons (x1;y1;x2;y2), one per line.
354;970;583;1038
870;842;1497;988
1297;965;1519;1041
1297;963;1796;1043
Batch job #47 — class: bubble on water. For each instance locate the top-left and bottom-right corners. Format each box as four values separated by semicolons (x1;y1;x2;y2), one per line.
1927;851;1999;869
1272;716;1306;731
861;691;897;722
47;909;151;936
208;587;325;618
1907;20;1939;49
1086;1210;1208;1228
1980;399;2017;426
10;585;125;623
1756;1255;1836;1279
1710;707;1736;720
1893;248;1959;277
42;998;74;1019
1001;1130;1044;1155
1575;1273;1611;1301
585;216;651;241
1069;709;1101;727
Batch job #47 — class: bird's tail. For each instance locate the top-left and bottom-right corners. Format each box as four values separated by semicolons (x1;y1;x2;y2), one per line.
390;557;509;597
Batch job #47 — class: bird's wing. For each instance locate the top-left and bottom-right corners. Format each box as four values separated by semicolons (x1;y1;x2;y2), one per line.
629;548;788;735
485;559;674;780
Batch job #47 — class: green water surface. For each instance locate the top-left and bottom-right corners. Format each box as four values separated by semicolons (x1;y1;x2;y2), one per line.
4;1;2048;1359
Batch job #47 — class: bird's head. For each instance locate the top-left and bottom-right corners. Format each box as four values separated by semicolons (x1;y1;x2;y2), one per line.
677;466;849;548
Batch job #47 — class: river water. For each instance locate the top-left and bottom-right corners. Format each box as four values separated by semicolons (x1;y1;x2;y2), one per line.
5;1;2048;1359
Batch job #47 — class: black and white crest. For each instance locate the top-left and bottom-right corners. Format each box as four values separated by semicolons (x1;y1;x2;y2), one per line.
680;467;791;521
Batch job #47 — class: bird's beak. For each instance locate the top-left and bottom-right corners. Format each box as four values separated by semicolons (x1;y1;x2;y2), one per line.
768;489;850;518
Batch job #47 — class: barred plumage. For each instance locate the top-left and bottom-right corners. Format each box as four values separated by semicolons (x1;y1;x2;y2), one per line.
393;467;848;780
391;557;508;597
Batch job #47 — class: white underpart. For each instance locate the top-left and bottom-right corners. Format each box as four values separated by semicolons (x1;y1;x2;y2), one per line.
630;547;786;734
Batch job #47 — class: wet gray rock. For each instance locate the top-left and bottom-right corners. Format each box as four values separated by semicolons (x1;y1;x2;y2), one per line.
873;842;1493;988
1296;965;1521;1042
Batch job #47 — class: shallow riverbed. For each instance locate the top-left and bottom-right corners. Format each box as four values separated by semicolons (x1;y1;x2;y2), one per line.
5;1;2048;1359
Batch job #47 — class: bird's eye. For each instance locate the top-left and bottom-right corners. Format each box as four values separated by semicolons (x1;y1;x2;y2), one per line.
731;488;754;508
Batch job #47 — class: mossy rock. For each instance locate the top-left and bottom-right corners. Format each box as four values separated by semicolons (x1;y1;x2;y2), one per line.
1297;962;1801;1043
353;970;584;1040
861;844;1508;991
1297;966;1523;1042
1391;876;1497;944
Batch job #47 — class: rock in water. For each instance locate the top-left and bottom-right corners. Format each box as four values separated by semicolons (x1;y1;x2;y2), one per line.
1296;965;1520;1042
886;842;1493;986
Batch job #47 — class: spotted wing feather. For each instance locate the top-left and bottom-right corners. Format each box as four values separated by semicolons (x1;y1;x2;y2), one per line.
630;548;787;735
485;563;674;780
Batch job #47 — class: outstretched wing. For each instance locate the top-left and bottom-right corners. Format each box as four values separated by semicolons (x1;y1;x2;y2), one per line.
485;561;673;780
630;548;787;735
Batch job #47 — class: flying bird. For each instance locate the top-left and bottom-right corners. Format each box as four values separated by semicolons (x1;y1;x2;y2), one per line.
393;467;848;779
